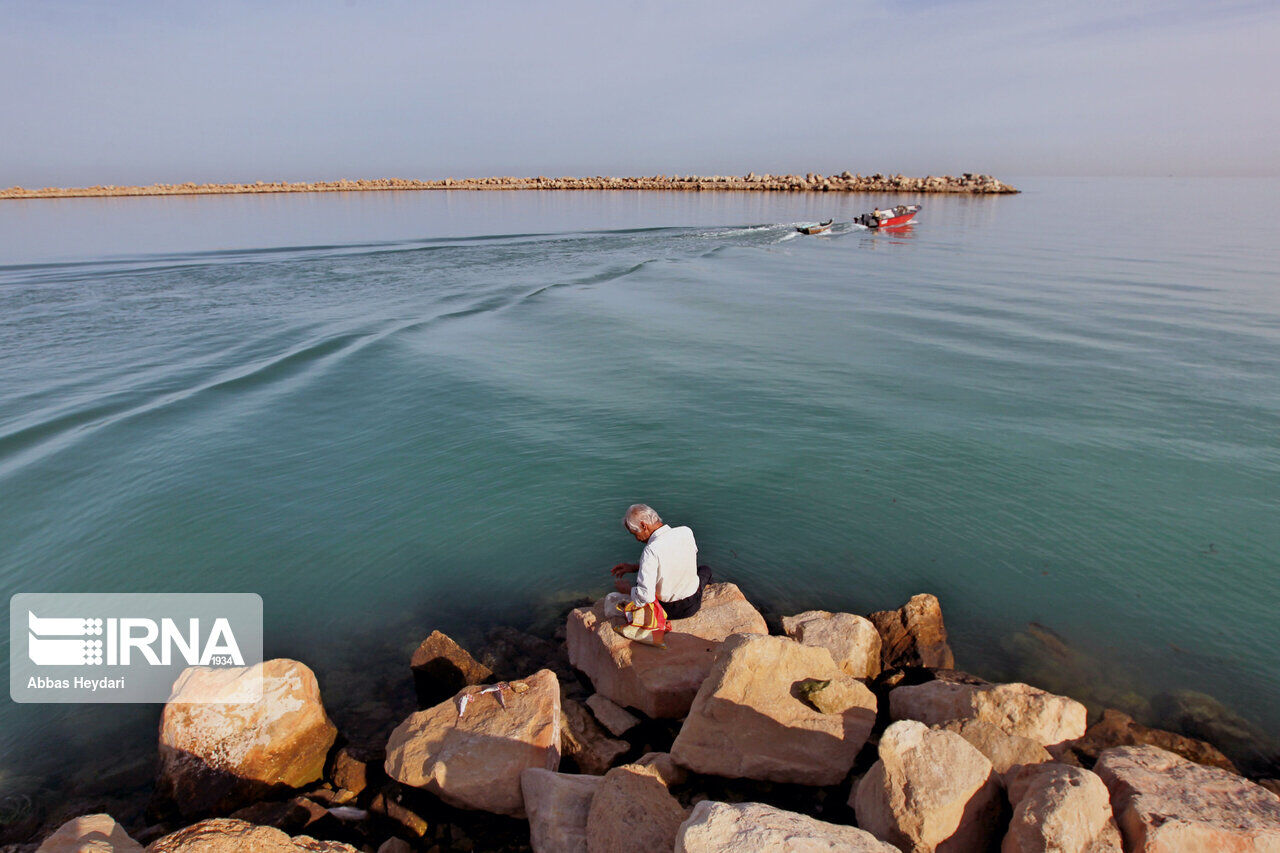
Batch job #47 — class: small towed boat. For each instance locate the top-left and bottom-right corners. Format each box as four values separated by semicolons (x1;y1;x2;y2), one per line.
796;219;834;235
856;204;921;229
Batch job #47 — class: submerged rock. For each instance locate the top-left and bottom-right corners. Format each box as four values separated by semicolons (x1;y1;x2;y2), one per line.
36;813;142;853
890;679;1087;748
869;594;955;670
1153;690;1280;776
410;630;493;708
481;625;577;688
1061;708;1238;773
852;720;1002;853
383;669;561;816
145;817;357;851
781;610;882;679
1094;744;1280;852
1002;763;1122;852
521;768;602;853
586;764;687;853
566;583;767;718
670;634;877;785
155;659;338;817
675;801;897;852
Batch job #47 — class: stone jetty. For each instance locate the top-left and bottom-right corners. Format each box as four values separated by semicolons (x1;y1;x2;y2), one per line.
17;587;1280;852
0;172;1017;201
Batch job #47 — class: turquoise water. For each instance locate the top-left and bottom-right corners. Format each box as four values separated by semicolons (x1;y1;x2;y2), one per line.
1;180;1277;790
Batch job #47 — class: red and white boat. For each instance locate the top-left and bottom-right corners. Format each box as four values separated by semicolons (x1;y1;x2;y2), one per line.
856;204;921;229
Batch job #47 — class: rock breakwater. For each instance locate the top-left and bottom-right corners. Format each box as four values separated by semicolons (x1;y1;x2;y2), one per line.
11;587;1279;852
0;172;1017;201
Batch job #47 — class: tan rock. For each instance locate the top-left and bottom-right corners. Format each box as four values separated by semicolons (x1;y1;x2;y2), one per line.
144;817;357;851
383;669;560;816
636;751;687;787
368;790;428;838
852;720;1002;853
410;630;492;707
156;659;338;816
586;764;687;853
521;768;603;853
1094;745;1280;852
562;697;629;775
890;679;1087;748
375;840;412;853
670;634;877;785
782;610;882;679
940;718;1053;779
566;583;767;718
330;746;379;795
585;693;640;736
226;797;327;835
675;800;896;851
37;814;142;853
869;594;955;669
1001;764;1122;852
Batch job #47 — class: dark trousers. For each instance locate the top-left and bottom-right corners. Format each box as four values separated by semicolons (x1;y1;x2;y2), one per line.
662;565;713;621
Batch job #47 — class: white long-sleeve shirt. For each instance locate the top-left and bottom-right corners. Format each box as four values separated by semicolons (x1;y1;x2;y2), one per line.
631;524;699;605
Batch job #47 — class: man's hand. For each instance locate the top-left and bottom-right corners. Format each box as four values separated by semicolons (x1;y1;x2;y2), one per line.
610;563;639;578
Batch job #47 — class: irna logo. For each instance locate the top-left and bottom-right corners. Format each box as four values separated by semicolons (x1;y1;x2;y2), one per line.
10;593;263;704
27;611;245;667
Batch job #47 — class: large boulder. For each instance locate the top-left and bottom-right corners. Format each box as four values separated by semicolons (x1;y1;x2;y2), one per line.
670;634;877;786
940;718;1053;780
37;814;142;853
1061;708;1238;773
566;583;767;718
869;594;955;669
156;659;338;817
781;610;882;679
384;669;561;817
890;680;1087;748
1094;745;1280;852
561;697;629;775
1002;764;1122;852
586;764;687;853
852;720;1002;853
144;817;357;852
675;801;898;852
521;768;603;853
410;629;492;707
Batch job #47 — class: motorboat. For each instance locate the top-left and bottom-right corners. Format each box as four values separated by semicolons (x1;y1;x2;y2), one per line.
796;219;834;235
856;204;920;229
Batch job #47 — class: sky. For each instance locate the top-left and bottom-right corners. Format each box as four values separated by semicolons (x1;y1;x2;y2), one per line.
2;0;1277;186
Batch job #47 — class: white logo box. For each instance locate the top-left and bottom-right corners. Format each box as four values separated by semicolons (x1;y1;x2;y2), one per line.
10;593;263;703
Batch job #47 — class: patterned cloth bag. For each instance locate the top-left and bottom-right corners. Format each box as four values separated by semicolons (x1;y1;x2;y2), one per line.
608;596;670;648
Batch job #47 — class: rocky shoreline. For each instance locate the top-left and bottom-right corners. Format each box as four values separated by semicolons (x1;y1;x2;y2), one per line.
4;585;1278;852
0;173;1017;201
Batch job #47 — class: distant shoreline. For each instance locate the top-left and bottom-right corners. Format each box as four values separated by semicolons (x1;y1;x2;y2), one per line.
0;172;1018;200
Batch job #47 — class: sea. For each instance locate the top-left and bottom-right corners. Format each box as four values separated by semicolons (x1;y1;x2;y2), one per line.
1;178;1277;800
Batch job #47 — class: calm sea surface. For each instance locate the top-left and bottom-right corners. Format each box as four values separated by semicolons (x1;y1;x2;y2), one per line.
1;179;1277;792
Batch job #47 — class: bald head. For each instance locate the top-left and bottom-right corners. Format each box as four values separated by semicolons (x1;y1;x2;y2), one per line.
623;504;663;541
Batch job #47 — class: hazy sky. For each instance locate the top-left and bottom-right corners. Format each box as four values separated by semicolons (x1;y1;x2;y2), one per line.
3;0;1277;185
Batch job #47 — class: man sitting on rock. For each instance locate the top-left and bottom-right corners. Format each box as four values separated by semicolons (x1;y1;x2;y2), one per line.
611;504;711;623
